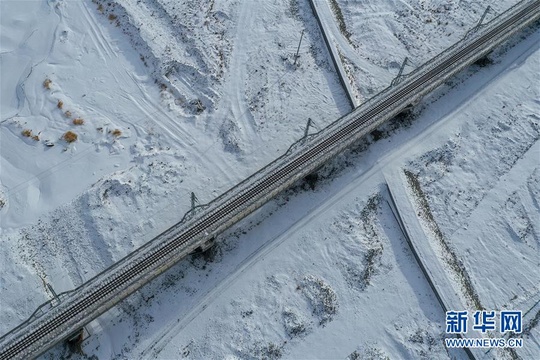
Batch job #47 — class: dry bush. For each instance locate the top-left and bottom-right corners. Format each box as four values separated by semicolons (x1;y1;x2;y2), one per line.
72;118;85;125
329;0;352;43
32;135;40;141
404;169;483;310
108;14;117;21
57;100;64;109
111;129;122;137
63;131;78;143
43;78;52;89
64;110;72;118
22;129;33;137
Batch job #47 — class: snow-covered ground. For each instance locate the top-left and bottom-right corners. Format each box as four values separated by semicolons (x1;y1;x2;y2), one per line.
0;0;538;359
325;0;523;103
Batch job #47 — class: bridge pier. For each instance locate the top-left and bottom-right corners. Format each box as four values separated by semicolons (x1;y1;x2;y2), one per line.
394;103;415;121
65;328;87;355
473;52;493;67
190;236;216;255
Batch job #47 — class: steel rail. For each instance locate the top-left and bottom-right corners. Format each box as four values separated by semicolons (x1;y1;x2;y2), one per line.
1;1;539;358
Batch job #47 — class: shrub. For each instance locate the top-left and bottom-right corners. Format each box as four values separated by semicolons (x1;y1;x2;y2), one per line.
108;14;117;21
63;131;78;143
32;135;40;141
43;78;52;89
72;118;84;125
22;129;32;137
111;129;122;137
329;0;352;42
64;110;72;118
57;100;63;109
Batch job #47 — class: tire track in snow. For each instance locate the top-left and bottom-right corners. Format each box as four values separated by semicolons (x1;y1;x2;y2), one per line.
120;72;235;184
79;0;114;60
121;72;192;146
212;0;262;151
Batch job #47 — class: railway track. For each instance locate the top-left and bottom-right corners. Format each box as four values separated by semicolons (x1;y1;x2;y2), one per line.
1;1;539;358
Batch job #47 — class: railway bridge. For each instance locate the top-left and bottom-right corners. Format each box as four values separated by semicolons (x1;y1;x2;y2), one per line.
1;1;539;358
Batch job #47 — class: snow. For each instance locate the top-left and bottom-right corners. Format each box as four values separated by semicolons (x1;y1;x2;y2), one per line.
327;0;522;102
0;0;538;359
147;190;451;359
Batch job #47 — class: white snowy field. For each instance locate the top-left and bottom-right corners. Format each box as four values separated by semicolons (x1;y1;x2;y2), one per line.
125;32;538;359
326;0;524;103
0;0;538;359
